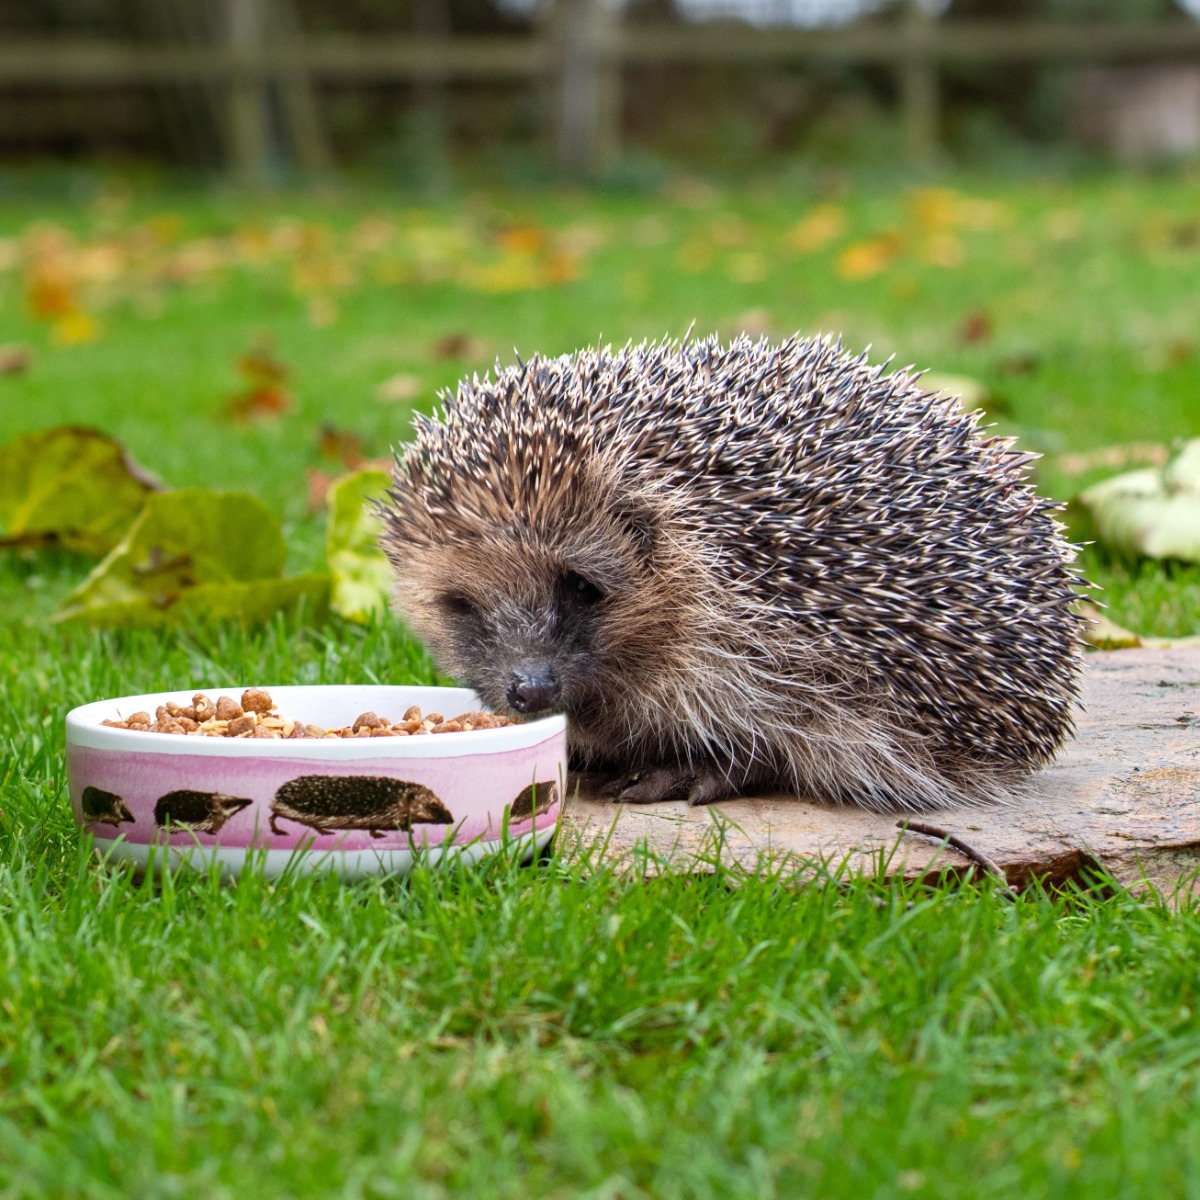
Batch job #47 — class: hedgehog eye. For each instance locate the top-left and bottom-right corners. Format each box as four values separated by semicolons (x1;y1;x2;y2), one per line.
564;571;604;605
439;592;478;618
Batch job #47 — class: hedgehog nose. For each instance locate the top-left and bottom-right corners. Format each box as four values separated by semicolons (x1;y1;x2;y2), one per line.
506;668;561;714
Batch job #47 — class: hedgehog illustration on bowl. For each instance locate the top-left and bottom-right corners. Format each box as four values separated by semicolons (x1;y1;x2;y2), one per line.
508;780;559;823
269;774;454;838
154;790;253;835
81;786;135;828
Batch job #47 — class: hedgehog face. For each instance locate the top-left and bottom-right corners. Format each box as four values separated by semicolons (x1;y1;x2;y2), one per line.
385;491;690;728
398;529;646;718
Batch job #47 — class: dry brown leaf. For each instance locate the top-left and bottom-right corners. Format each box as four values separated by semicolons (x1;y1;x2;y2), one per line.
958;310;993;345
432;332;486;361
317;424;366;471
0;345;33;375
226;338;293;422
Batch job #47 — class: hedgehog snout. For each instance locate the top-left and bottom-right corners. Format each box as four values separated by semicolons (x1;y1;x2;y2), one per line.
506;666;561;714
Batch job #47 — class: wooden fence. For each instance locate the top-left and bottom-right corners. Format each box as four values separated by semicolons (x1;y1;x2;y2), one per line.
2;0;1200;179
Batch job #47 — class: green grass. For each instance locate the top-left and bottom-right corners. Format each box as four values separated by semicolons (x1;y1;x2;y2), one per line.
3;168;1200;1197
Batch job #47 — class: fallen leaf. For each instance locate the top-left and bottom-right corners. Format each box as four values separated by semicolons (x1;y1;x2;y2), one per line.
376;373;422;404
786;204;845;253
0;345;32;375
55;489;328;626
1080;603;1143;650
226;337;293;422
958;310;992;345
496;225;546;256
727;309;773;339
317;424;365;470
997;350;1040;377
432;332;486;361
307;468;334;515
1068;439;1200;562
0;426;163;554
919;234;965;269
1079;602;1200;651
921;373;993;415
57;575;330;628
1055;443;1169;478
836;236;898;281
26;275;75;320
326;469;393;623
51;312;101;345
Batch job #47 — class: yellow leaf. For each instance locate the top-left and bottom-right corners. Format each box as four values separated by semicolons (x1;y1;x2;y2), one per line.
918;233;965;269
786;204;846;253
836;236;898;280
51;312;100;345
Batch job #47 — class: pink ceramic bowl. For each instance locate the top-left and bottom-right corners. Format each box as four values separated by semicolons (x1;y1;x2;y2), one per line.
66;685;567;878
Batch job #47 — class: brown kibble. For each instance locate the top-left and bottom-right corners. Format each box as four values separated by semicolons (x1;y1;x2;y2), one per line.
242;688;274;714
100;692;517;740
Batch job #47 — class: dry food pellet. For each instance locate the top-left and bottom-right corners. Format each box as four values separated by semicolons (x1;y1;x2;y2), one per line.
99;691;522;738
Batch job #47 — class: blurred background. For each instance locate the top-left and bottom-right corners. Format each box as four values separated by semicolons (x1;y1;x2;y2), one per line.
1;0;1199;640
1;0;1200;182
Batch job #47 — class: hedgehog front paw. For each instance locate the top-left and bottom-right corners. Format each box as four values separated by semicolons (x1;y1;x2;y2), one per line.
601;765;734;806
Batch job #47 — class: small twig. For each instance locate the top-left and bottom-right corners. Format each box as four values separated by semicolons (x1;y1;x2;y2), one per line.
896;819;1017;899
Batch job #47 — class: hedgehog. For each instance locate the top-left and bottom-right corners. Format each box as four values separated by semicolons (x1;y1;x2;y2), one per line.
81;786;135;827
269;774;454;838
154;790;252;835
509;780;560;823
379;334;1085;811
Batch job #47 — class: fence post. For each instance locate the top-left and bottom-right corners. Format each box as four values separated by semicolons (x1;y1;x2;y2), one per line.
555;0;620;177
899;0;939;164
271;0;333;177
226;0;272;187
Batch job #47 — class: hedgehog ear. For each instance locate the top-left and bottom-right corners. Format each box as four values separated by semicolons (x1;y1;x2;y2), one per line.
613;499;658;558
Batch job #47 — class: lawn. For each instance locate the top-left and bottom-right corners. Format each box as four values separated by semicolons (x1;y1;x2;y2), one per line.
2;167;1200;1198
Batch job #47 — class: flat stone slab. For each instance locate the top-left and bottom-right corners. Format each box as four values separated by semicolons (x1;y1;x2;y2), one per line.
565;648;1200;892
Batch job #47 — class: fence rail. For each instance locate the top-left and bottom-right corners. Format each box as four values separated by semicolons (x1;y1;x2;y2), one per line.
2;12;1199;175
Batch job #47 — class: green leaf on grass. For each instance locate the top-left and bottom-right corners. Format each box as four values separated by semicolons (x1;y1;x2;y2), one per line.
326;468;393;623
1069;438;1200;563
0;425;163;554
55;489;329;626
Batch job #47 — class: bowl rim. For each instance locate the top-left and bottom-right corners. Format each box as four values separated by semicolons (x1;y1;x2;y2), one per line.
66;684;566;760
